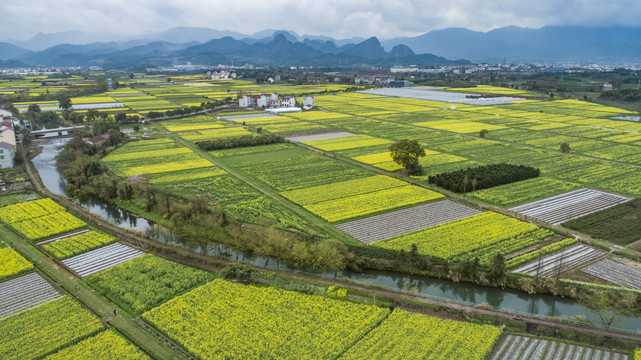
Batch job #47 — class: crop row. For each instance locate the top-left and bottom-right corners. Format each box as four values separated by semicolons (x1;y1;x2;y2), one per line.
373;212;553;264
102;147;192;162
304;185;444;223
490;334;627;360
0;296;103;360
337;200;482;244
62;242;146;278
513;244;606;278
0;247;34;282
142;279;391;359
582;259;641;290
44;329;150;360
0;198;65;224
341;309;502;360
302;134;393;151
280;175;406;205
154;173;315;234
0;272;61;319
148;167;227;184
180;127;252;141
42;231;118;260
87;255;214;315
506;238;578;269
10;211;86;241
160;114;225;132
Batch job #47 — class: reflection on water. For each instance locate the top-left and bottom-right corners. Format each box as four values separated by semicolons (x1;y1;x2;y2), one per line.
32;137;153;232
31;137;641;332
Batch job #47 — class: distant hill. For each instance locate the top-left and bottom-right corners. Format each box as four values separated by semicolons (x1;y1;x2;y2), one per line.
3;31;468;68
382;25;641;64
6;26;641;65
0;43;31;60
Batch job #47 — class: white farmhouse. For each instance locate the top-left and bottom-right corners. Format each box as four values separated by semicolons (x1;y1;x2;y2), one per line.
0;121;16;168
256;94;271;108
303;96;314;107
238;95;255;108
281;96;296;108
269;99;281;108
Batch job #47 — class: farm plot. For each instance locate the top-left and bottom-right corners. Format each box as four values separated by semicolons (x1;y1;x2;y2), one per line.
336;200;482;243
489;334;627;360
0;198;86;241
87;255;214;315
301;134;393;151
62;243;145;277
41;231;117;260
373;212;553;265
300;182;444;223
0;247;34;282
340;309;502;360
287;131;355;142
509;188;631;225
0;272;61;318
0;296;103;360
142;279;390;360
44;329;150;360
582;258;641;290
512;244;607;277
221;113;278;121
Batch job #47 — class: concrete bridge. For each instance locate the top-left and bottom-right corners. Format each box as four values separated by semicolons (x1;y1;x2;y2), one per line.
31;126;86;138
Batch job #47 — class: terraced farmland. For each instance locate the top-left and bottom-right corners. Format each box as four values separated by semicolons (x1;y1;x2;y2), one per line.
489;334;628;360
336;199;482;243
582;259;641;290
511;188;632;225
512;244;607;277
0;273;61;318
62;243;145;277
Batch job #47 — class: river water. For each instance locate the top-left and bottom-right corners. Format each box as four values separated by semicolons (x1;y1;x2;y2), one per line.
32;136;641;332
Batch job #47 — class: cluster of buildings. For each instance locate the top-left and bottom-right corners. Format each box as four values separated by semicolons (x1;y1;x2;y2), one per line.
0;112;16;169
238;94;314;109
208;70;237;79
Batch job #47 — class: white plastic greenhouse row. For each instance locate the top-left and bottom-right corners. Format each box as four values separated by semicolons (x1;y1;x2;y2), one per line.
337;200;482;244
583;258;641;290
0;272;61;318
490;334;628;360
509;188;630;225
62;242;145;277
513;245;607;278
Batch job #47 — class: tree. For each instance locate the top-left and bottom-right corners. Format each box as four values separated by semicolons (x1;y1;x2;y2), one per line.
389;139;426;175
560;142;570;153
579;289;638;327
489;253;506;285
58;96;72;111
479;129;489;138
85;109;101;122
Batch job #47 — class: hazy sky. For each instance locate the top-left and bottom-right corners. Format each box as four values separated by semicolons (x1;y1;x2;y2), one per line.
3;0;640;41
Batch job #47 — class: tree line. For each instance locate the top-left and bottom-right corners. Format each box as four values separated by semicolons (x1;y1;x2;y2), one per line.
196;134;285;151
428;163;540;193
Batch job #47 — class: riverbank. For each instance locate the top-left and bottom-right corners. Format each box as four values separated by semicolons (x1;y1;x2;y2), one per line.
21;137;641;342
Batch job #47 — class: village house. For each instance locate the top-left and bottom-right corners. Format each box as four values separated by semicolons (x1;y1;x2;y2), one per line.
281;95;296;108
0;121;16;169
303;96;314;107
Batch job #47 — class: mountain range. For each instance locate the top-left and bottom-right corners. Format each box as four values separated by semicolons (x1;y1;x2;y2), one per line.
2;25;641;68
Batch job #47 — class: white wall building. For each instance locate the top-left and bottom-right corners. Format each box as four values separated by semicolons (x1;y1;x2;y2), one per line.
0;121;16;168
238;95;255;108
256;94;270;108
303;96;314;107
281;96;296;108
